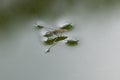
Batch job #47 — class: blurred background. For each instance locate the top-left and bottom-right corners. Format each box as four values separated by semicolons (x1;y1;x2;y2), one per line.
1;0;120;80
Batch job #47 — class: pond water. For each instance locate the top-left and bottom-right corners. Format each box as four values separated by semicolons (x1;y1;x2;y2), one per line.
1;0;120;80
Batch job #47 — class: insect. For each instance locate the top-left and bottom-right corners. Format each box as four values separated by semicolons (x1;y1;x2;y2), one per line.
34;23;79;53
44;28;68;38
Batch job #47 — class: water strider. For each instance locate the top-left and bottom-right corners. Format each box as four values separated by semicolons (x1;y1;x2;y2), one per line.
34;23;79;53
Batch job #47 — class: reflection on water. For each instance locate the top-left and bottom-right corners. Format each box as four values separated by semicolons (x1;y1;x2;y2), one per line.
1;0;120;80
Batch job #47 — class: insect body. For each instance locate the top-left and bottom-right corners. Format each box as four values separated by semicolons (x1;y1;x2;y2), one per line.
52;29;67;34
44;28;67;38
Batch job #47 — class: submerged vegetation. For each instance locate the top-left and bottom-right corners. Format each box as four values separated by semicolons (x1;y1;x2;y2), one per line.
35;23;79;53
